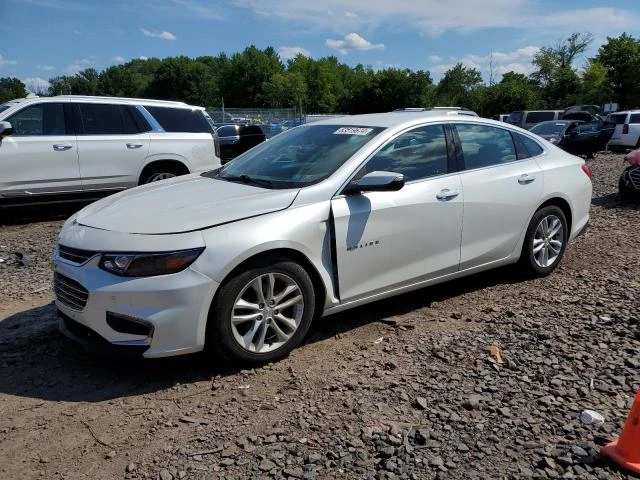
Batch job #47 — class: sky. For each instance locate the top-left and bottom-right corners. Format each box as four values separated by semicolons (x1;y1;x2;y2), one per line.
1;0;639;94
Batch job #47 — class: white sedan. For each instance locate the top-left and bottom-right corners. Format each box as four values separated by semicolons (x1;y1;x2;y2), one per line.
52;112;592;363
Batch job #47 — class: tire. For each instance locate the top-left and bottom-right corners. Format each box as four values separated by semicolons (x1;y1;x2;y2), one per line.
139;164;187;185
619;169;637;202
207;258;316;365
519;205;568;277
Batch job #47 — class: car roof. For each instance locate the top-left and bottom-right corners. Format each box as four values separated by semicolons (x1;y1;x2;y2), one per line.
2;95;204;110
309;111;489;128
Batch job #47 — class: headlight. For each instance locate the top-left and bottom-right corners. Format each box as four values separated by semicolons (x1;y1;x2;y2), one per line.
99;248;204;277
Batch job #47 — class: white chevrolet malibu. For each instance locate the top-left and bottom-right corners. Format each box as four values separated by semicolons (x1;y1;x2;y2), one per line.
53;112;592;363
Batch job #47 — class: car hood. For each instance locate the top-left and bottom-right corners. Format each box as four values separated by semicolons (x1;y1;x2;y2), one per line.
76;174;299;234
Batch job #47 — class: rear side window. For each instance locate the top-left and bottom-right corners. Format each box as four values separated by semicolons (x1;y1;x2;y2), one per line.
145;106;213;133
526;111;555;124
512;132;544;159
609;114;627;125
629;114;640;124
76;103;139;135
217;125;239;137
7;103;67;136
456;124;517;169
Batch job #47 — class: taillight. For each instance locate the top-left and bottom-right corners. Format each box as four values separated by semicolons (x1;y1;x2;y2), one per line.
212;132;220;159
623;124;629;135
581;164;593;180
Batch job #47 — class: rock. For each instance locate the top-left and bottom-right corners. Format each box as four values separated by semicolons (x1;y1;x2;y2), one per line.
259;459;276;471
126;462;136;473
414;397;428;410
105;450;116;460
429;456;444;467
283;466;304;478
158;469;173;480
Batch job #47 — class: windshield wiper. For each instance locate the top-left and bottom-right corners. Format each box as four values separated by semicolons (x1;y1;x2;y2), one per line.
217;174;273;188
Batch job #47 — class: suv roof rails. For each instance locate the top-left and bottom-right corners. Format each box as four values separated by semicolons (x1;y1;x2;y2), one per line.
53;95;190;106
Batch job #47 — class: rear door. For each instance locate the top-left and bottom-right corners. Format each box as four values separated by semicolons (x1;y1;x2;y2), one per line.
609;113;628;142
74;103;150;191
0;101;81;198
453;123;544;270
331;123;464;301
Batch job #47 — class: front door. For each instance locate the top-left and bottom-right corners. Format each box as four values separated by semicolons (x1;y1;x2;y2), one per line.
0;102;81;198
331;124;464;302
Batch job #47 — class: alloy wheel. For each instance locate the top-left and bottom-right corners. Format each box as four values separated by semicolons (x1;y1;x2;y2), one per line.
532;214;564;268
230;273;304;354
145;172;176;183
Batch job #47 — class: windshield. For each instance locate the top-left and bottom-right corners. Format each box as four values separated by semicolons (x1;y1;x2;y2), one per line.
215;124;385;189
531;122;569;135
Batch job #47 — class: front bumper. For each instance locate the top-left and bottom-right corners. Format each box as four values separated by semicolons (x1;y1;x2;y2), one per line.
53;249;219;358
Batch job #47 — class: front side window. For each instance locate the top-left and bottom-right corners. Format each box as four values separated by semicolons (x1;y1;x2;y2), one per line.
77;103;136;135
360;125;449;182
145;106;213;133
214;124;384;189
7;103;67;136
456;124;517;170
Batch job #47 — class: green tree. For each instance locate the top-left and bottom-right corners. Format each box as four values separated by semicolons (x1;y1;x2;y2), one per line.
146;56;219;105
596;33;640;109
0;77;27;102
482;72;539;116
435;63;483;109
579;59;613;106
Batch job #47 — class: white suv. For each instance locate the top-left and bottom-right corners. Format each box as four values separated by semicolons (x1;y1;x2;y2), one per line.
0;95;221;206
607;110;640;152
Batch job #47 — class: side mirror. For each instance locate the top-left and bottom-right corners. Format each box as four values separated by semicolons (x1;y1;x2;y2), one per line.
344;171;405;195
0;121;12;138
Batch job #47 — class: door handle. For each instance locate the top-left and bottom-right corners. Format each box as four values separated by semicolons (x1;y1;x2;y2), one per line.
436;189;460;201
126;143;143;149
518;174;536;185
52;144;73;151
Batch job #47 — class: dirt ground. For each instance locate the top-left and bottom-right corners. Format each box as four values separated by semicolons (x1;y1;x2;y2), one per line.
0;154;638;480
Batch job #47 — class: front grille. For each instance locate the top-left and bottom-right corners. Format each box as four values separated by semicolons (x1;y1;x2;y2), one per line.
58;245;98;264
54;273;89;311
629;167;640;189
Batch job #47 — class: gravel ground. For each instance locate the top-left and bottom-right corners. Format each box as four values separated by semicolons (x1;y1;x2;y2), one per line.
0;154;638;480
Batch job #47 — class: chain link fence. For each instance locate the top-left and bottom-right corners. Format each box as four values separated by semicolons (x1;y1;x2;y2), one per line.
206;107;347;137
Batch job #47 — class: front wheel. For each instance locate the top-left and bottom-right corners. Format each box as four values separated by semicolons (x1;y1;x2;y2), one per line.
207;259;316;364
619;168;638;202
519;206;568;277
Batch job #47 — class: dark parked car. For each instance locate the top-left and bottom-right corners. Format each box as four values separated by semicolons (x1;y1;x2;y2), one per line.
530;119;614;158
215;124;266;163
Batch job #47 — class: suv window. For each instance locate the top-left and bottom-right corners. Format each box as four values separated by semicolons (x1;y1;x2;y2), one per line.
629;113;640;124
7;103;67;136
526;111;555;124
507;111;524;125
456;124;517;169
609;114;627;125
145;106;213;133
362;125;449;182
76;103;138;135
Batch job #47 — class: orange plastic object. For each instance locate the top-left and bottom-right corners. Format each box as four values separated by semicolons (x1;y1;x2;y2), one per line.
601;388;640;475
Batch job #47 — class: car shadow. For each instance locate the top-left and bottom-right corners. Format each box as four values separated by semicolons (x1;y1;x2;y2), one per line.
591;192;640;210
0;265;523;403
0;203;88;226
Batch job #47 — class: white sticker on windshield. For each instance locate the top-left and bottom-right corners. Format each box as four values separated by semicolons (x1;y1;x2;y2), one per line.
333;127;374;136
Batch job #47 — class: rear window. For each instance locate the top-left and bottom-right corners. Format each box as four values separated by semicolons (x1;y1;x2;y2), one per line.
609;114;627;125
145;106;213;133
629;114;640;124
526;111;555;124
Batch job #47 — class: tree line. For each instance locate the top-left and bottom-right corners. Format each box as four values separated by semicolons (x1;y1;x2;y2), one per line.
2;32;639;116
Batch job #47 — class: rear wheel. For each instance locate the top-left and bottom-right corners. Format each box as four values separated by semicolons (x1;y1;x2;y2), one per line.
139;163;189;185
519;206;568;277
207;259;316;364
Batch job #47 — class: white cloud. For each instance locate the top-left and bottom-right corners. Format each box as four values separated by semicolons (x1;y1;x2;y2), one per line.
112;56;126;64
431;46;540;80
234;0;640;39
139;56;149;61
24;77;51;95
141;28;177;40
429;55;442;63
36;64;55;71
0;55;16;68
164;0;224;19
278;46;311;61
325;33;384;55
63;57;95;74
64;64;83;74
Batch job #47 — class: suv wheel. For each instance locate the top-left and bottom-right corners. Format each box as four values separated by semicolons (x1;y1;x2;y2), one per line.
142;171;177;184
208;259;316;364
520;206;568;277
619;167;638;202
